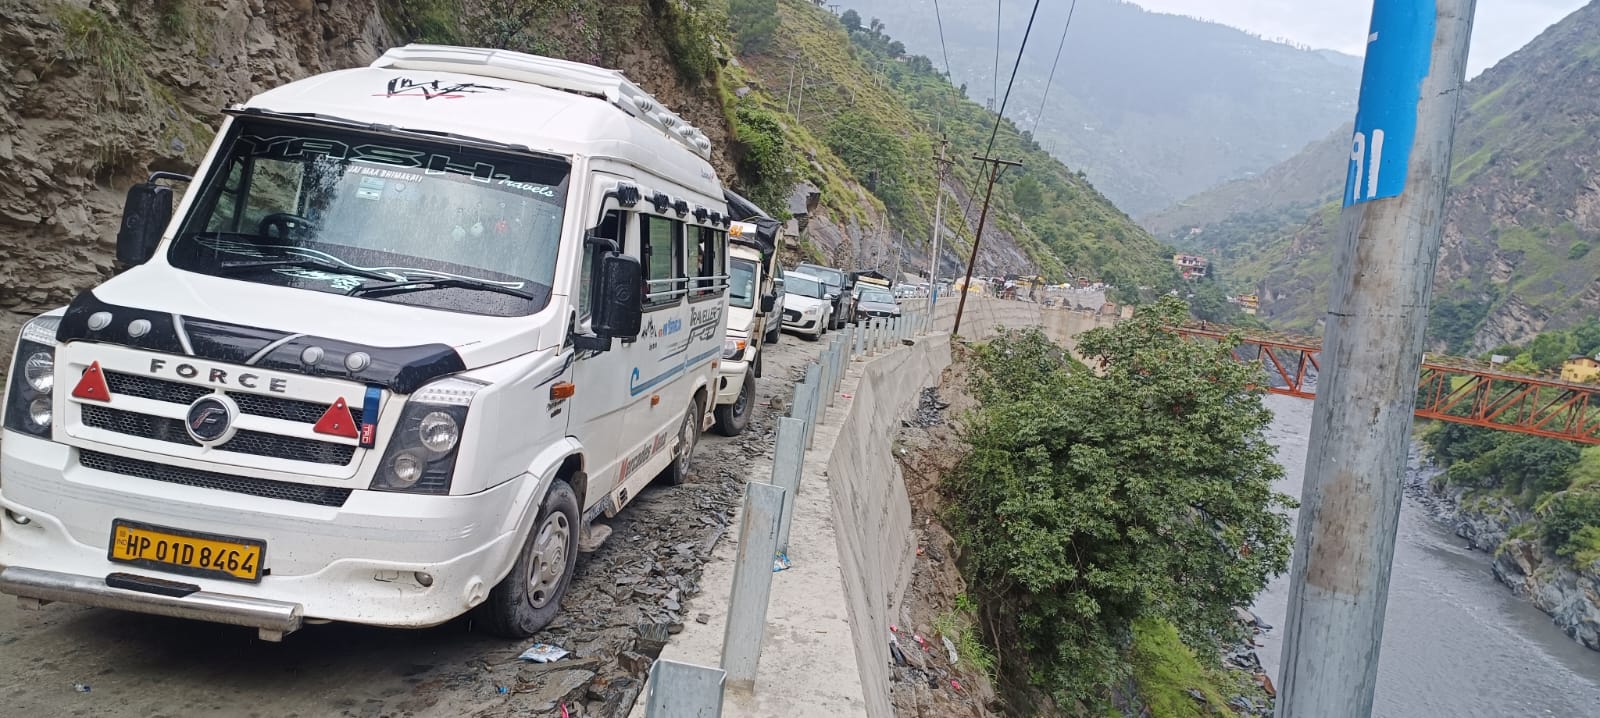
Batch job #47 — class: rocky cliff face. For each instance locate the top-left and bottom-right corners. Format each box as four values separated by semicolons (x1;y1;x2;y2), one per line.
0;0;395;354
1414;460;1600;651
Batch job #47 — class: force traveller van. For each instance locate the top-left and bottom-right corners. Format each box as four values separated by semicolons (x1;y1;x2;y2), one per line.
0;46;734;640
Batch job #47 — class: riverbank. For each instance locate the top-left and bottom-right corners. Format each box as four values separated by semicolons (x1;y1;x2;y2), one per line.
1405;446;1600;652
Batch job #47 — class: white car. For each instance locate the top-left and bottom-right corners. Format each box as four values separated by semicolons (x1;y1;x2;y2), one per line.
781;274;833;339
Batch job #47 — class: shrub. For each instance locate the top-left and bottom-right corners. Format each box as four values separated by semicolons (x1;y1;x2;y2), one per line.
946;297;1295;703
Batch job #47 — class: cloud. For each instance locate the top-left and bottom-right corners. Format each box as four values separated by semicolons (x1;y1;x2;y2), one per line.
1128;0;1585;75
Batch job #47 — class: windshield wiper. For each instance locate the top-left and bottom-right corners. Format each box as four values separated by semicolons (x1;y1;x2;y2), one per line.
221;257;399;283
347;276;539;301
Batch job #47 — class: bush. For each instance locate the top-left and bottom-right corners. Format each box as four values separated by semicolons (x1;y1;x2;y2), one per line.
728;0;779;54
731;103;797;213
946;297;1294;703
1542;491;1600;555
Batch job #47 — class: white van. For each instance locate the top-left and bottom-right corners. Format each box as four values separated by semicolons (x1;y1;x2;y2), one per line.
0;45;732;640
711;217;782;436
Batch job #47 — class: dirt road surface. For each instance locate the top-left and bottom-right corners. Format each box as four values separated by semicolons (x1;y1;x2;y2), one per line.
0;330;830;717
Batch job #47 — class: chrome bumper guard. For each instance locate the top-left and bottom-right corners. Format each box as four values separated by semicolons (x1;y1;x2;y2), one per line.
0;566;304;641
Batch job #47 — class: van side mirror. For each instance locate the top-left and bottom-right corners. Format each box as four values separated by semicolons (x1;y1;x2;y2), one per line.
760;294;777;313
116;181;174;267
593;253;643;340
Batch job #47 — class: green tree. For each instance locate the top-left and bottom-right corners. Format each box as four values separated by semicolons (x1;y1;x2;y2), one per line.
947;298;1295;702
728;0;779;54
840;8;861;33
1528;331;1579;370
1011;174;1044;215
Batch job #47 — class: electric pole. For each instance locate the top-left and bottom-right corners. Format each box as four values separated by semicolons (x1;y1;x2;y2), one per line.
1276;2;1476;717
927;139;953;316
951;154;1022;337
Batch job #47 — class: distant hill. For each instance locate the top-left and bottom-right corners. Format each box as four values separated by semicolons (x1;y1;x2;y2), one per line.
727;0;1181;297
1186;0;1600;354
836;0;1361;216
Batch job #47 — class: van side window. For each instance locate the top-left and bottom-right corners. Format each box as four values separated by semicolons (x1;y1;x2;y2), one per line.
642;214;684;307
580;210;625;319
689;225;724;298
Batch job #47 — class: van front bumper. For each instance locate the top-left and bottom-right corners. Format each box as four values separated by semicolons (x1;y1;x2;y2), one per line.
0;431;528;634
715;358;751;406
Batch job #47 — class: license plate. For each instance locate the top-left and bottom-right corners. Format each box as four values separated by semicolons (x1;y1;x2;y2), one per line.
108;520;265;583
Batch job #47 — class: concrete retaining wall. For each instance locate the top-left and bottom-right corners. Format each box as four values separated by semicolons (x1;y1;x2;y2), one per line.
826;332;952;718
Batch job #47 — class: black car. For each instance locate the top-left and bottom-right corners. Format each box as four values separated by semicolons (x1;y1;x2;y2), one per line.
791;263;854;329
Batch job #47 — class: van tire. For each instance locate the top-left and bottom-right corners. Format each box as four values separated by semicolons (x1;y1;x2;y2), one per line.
475;479;579;638
665;395;702;485
713;371;755;437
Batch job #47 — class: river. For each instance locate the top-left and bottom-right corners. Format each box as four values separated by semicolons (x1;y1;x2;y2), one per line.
1252;395;1600;717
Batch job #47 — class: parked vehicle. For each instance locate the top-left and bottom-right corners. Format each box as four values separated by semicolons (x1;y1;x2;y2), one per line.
790;263;853;329
712;205;783;437
0;45;734;641
854;285;901;320
781;274;833;339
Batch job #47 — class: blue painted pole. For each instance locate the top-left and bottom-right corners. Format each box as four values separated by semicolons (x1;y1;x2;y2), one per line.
1277;2;1477;717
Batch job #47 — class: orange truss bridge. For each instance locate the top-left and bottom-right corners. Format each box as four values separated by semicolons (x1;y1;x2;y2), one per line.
1174;324;1600;444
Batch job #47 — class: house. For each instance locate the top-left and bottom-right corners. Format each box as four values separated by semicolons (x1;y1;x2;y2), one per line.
1237;294;1259;316
1561;354;1600;383
1173;254;1208;280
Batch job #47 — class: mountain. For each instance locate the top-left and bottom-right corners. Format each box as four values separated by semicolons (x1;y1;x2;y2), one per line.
1190;0;1600;353
727;0;1180;296
834;0;1361;217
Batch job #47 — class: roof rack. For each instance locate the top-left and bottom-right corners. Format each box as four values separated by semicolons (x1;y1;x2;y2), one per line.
370;44;713;160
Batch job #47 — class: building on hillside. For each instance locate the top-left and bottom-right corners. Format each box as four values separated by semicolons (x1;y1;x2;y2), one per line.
1561;354;1600;383
1238;293;1259;316
1173;253;1208;280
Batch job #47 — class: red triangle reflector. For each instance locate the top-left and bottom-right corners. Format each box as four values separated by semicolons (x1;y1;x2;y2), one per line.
313;397;359;438
71;361;112;402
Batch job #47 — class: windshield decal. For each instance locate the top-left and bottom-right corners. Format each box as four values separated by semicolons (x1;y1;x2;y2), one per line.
235;135;557;197
376;77;508;100
193;237;529;290
271;268;367;291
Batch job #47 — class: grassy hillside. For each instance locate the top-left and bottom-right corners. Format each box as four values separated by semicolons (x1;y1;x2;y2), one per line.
1171;1;1600;352
838;0;1360;217
731;0;1178;295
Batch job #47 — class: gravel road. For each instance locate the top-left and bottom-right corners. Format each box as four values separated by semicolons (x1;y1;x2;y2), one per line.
0;330;828;718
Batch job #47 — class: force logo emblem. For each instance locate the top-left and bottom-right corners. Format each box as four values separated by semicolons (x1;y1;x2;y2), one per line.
184;395;239;445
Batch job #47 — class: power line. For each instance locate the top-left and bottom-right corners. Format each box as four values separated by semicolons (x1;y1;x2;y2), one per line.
983;0;1043;159
931;0;953;77
1030;0;1078;138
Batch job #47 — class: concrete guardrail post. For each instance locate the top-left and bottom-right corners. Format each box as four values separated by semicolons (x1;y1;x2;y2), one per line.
719;481;787;690
823;343;838;407
803;362;821;447
853;323;864;358
645;659;726;717
770;416;806;554
790;369;814;435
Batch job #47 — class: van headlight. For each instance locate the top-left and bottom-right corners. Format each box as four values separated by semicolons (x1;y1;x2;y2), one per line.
370;377;482;494
3;316;61;438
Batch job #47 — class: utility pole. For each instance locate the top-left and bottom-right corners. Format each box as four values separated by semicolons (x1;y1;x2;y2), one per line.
951;154;1022;337
927;139;953;316
1276;2;1476;717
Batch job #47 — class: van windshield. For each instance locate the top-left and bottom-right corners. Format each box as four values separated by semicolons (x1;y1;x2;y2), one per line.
729;258;757;309
167;118;571;317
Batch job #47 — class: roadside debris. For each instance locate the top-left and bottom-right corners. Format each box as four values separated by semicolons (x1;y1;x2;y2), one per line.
518;643;571;663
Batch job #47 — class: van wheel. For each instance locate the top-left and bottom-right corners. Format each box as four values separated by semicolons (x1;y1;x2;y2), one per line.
714;371;755;437
475;479;579;638
665;396;702;485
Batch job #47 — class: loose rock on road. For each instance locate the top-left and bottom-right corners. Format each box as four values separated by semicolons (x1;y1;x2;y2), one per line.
0;332;828;718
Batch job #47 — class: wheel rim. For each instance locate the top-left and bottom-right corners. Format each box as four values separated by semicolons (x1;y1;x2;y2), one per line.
733;381;751;420
675;406;697;474
526;511;571;608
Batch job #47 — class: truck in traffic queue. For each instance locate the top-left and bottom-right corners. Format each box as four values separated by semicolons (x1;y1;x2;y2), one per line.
0;45;734;640
711;207;783;436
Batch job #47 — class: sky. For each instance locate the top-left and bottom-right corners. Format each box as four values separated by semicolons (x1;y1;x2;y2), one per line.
1129;0;1589;76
